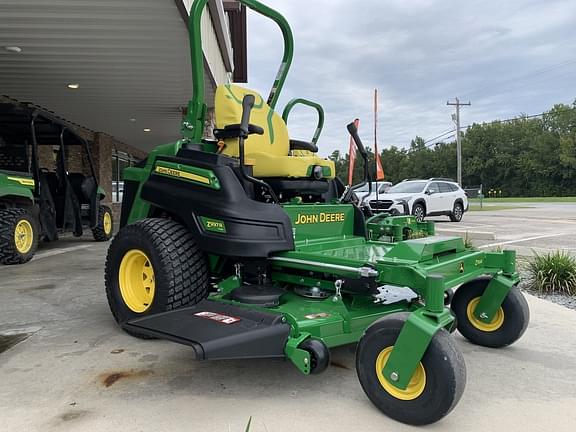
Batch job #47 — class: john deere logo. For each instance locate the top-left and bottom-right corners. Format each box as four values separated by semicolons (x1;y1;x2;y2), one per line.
201;217;226;233
155;165;210;185
295;212;346;225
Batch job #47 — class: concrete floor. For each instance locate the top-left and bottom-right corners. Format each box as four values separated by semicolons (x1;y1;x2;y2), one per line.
1;207;576;432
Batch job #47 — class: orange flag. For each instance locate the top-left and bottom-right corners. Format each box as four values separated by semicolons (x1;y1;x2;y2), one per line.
374;89;385;180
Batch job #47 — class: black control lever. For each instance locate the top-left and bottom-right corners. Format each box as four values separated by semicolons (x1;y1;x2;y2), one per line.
240;94;255;137
347;121;368;159
341;120;372;204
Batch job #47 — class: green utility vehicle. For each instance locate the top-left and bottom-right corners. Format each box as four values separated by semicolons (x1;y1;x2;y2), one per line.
104;0;529;425
0;103;113;264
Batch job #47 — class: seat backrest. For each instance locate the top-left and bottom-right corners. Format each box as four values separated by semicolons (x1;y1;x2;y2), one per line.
215;84;290;158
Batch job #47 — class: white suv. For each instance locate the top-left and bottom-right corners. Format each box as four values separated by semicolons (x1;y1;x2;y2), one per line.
372;178;468;222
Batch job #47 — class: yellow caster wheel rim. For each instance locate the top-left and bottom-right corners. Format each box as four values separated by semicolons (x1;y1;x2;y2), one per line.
466;297;504;332
375;346;426;401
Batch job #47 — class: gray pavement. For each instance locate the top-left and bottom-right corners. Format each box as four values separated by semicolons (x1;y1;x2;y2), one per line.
433;203;576;257
1;208;576;431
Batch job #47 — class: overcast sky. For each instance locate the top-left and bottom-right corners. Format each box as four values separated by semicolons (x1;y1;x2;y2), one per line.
245;0;576;156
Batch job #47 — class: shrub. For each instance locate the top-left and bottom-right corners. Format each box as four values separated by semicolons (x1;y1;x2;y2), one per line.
527;251;576;295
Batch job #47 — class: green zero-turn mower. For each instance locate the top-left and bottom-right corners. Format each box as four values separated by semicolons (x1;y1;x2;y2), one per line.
105;0;529;425
0;103;113;264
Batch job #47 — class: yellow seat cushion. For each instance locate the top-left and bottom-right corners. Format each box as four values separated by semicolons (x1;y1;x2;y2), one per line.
215;84;335;179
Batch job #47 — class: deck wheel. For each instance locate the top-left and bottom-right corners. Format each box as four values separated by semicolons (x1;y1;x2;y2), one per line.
299;338;330;374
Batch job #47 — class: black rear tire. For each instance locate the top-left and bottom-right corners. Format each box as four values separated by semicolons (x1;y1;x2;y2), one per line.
449;202;464;222
451;277;529;348
0;208;39;265
356;313;466;425
412;203;426;222
92;205;114;241
104;218;209;338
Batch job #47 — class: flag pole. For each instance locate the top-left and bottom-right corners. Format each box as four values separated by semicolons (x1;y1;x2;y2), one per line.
374;89;378;203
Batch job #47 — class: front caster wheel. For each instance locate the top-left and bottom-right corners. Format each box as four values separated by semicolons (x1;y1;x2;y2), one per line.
356;313;466;425
451;278;529;348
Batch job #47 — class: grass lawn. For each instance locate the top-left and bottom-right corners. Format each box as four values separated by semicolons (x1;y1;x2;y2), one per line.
470;197;576;203
469;204;529;211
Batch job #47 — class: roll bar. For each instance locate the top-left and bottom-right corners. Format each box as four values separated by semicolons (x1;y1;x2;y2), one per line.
182;0;294;142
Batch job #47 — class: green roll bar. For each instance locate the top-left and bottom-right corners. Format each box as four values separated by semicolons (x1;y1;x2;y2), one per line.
282;98;325;145
182;0;294;141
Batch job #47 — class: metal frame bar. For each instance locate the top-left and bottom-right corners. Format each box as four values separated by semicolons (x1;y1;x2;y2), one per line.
182;0;294;141
282;98;325;145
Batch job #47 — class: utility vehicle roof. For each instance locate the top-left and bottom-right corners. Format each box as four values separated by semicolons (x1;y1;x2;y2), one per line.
0;102;85;147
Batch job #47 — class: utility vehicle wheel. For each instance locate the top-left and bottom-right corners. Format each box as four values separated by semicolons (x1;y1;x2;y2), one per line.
449;202;464;222
412;203;426;222
105;218;209;338
0;208;39;265
299;338;330;374
356;313;466;425
92;205;114;241
451;277;529;348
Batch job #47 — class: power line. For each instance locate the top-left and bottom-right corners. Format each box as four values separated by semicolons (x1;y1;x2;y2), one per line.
423;128;456;144
405;105;576;155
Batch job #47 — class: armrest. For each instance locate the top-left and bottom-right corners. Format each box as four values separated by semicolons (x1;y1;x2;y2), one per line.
290;140;318;153
214;124;264;140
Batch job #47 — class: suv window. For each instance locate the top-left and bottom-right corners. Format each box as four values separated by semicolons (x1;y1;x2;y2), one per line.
439;182;453;193
427;182;441;194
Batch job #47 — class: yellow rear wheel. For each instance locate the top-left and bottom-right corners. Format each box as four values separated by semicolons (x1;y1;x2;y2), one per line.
103;211;112;235
14;219;34;254
375;346;426;401
0;208;39;265
118;249;156;313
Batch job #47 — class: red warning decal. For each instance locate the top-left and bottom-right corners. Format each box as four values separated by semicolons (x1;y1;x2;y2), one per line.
194;311;241;324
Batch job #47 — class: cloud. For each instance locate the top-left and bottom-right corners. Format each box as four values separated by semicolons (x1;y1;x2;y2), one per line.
245;0;576;156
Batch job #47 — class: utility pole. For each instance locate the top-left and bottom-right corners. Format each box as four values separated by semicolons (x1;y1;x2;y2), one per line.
447;97;471;186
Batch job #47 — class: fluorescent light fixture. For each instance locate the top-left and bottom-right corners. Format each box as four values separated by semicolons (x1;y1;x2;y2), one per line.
143;128;151;132
5;46;22;53
67;83;80;89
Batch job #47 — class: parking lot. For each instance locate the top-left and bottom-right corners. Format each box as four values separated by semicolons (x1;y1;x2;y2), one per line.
1;204;576;432
434;203;576;257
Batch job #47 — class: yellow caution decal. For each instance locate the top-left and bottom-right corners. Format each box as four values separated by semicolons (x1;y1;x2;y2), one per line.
7;176;35;187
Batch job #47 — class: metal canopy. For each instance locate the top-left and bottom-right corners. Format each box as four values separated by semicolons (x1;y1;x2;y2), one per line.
0;0;207;150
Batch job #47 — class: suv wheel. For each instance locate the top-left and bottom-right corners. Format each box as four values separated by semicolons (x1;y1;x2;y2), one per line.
449;202;464;222
412;203;426;222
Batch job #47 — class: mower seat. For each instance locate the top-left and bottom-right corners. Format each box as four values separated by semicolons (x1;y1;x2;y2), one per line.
214;84;335;179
